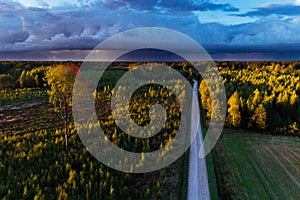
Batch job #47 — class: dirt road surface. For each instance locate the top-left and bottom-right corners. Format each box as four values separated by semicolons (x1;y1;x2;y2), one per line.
187;80;210;200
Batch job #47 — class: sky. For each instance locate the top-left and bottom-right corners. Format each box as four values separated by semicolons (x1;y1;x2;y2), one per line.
1;0;300;60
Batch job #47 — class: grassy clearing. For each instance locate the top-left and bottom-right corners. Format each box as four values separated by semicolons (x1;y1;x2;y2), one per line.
201;126;219;200
213;129;300;200
205;151;219;200
199;92;219;200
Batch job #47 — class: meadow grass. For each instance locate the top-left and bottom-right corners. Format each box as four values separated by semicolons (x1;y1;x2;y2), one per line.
213;129;300;199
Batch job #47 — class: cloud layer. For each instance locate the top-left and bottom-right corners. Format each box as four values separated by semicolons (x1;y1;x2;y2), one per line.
1;0;300;60
237;4;300;17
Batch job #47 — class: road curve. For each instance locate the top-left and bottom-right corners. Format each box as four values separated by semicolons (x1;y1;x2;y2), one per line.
187;80;210;200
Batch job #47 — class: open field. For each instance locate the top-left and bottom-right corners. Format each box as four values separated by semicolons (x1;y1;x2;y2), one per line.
213;129;300;200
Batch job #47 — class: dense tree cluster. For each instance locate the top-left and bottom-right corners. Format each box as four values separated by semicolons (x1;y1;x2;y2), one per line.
200;61;300;134
0;62;82;89
0;62;46;89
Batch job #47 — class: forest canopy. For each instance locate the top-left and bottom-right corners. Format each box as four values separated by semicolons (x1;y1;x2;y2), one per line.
0;61;299;135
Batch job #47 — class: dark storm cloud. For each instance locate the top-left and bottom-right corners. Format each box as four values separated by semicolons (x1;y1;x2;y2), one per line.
0;30;29;44
237;4;300;17
159;0;239;12
0;2;29;44
94;0;158;11
0;2;116;50
92;0;239;12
